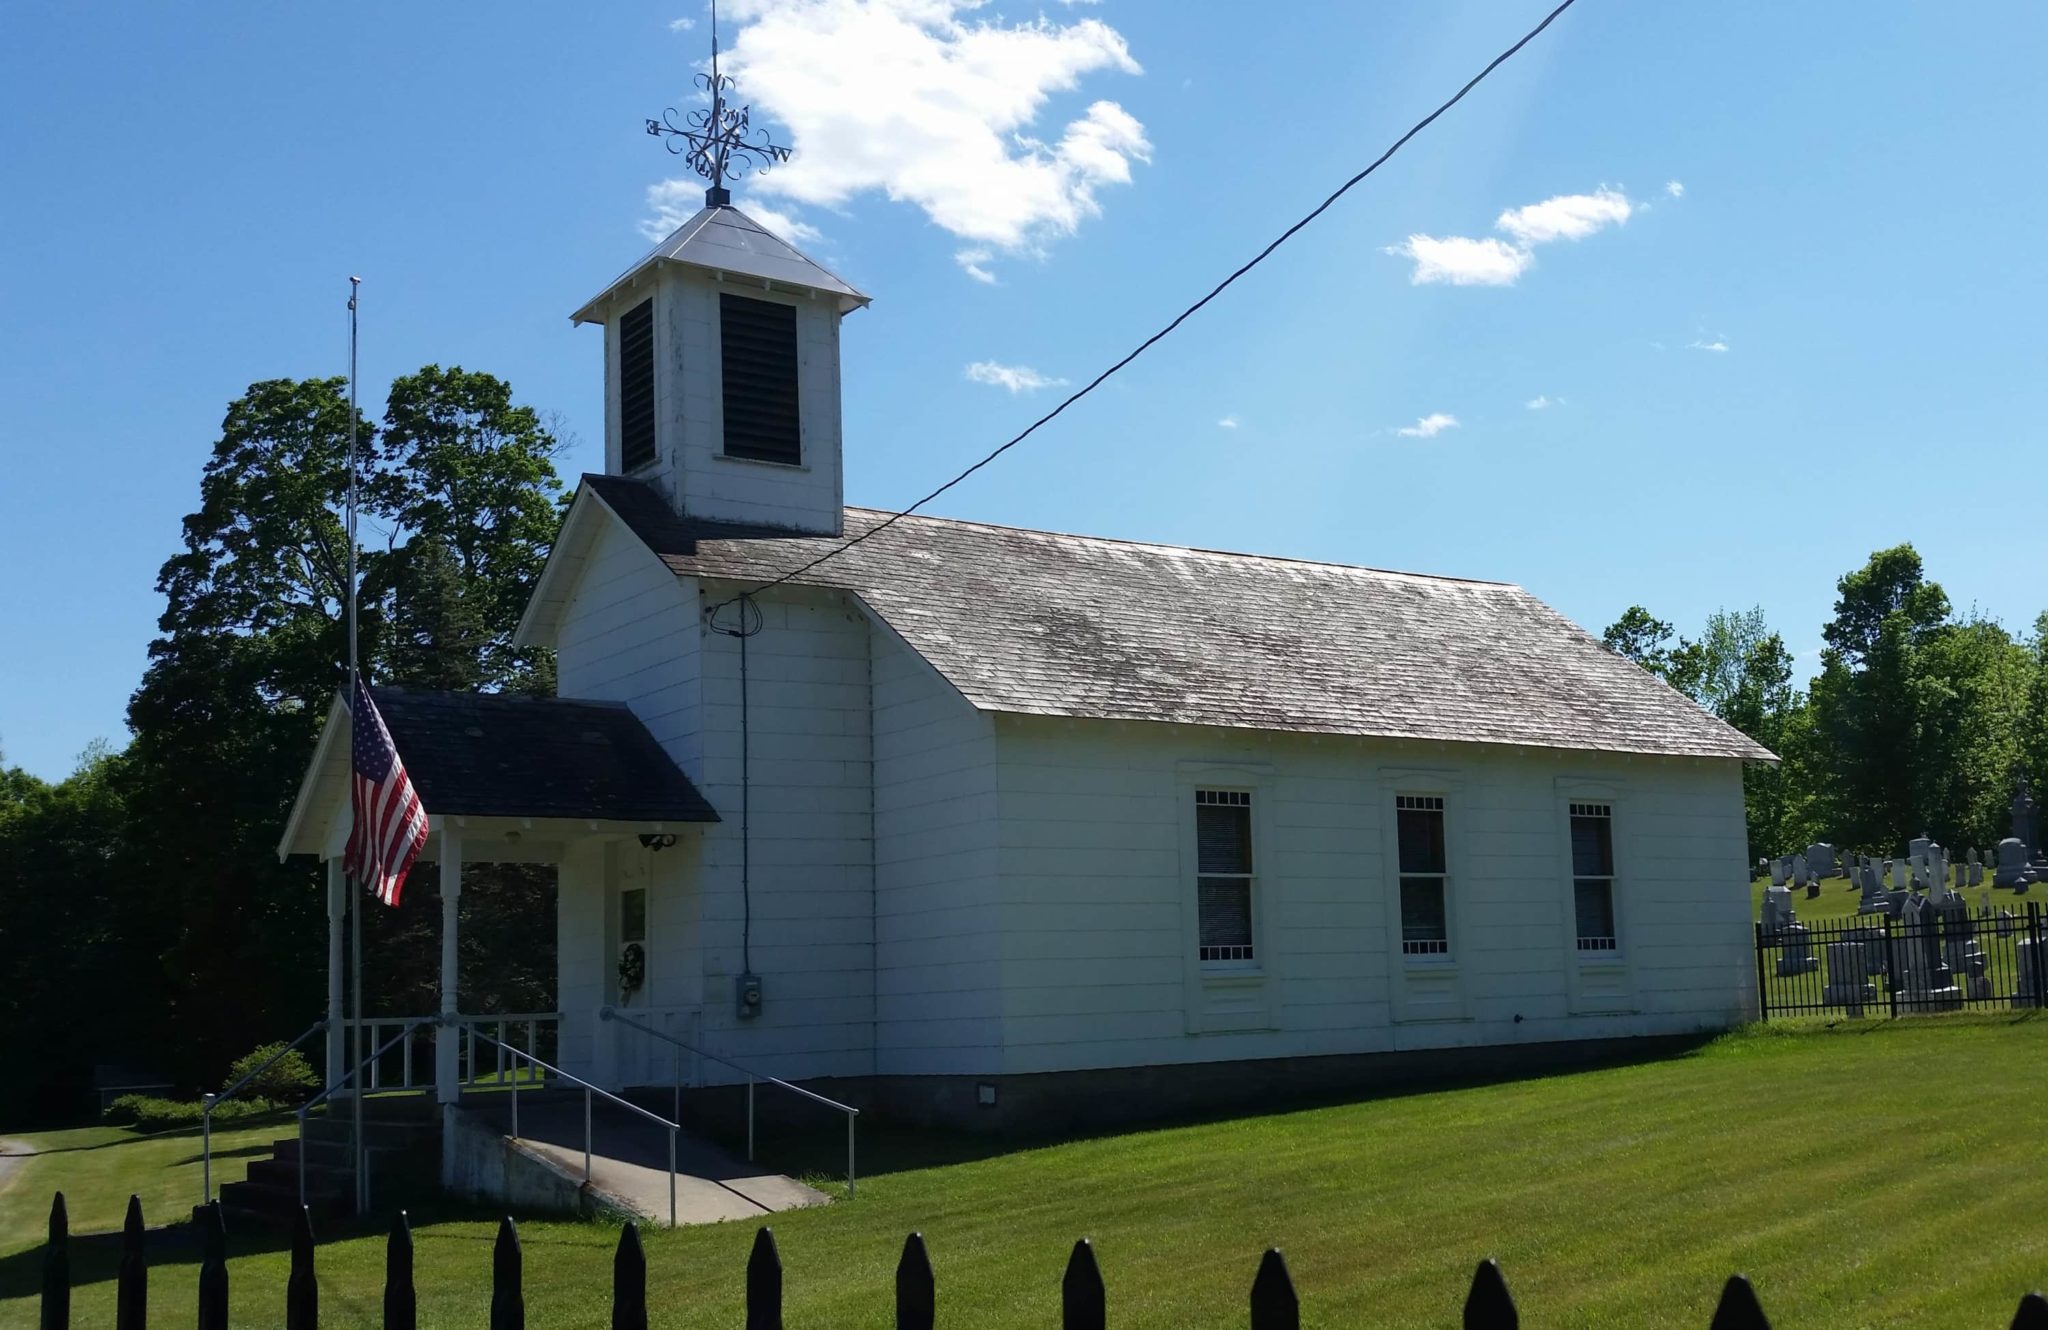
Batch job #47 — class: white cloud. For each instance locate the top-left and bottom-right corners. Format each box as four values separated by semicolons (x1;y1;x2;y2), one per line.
955;248;998;283
1395;412;1459;439
1495;188;1633;245
1525;395;1563;410
1389;186;1639;286
668;0;1147;282
1665;179;1685;198
966;360;1067;393
1216;415;1239;429
1385;235;1532;287
640;179;825;248
1688;338;1729;353
669;16;696;31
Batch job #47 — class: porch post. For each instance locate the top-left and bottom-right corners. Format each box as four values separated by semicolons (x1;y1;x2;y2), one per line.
436;830;463;1103
325;857;345;1089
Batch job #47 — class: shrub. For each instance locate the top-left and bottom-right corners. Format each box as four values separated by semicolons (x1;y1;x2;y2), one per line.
101;1093;281;1130
225;1041;319;1105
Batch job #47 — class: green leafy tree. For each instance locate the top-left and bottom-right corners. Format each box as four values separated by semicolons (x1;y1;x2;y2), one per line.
1601;606;1677;678
0;746;176;1123
110;366;563;1096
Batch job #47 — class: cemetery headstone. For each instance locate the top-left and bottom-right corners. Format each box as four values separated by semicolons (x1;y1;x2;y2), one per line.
2016;937;2045;1009
1996;838;2030;888
1822;940;1876;1014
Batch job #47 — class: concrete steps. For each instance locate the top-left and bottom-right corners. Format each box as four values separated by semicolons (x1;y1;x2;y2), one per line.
207;1094;438;1229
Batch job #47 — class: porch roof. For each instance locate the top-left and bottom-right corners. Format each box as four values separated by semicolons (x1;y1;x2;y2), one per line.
279;687;718;859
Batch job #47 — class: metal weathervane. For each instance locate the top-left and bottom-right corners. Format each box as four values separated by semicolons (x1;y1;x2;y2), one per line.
645;0;791;207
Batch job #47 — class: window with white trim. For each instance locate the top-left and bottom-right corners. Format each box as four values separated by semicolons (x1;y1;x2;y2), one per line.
1396;795;1449;956
1570;802;1617;952
1195;790;1255;964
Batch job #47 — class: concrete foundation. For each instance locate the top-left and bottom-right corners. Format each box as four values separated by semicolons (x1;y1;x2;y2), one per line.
654;1032;1720;1138
440;1103;636;1220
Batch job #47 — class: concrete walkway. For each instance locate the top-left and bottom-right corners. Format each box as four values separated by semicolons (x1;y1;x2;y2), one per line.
469;1098;828;1226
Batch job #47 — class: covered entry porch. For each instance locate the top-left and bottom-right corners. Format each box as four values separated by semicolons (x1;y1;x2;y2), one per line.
279;686;722;1105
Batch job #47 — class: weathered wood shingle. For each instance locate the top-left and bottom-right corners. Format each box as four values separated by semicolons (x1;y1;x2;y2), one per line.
372;687;718;822
585;478;1772;762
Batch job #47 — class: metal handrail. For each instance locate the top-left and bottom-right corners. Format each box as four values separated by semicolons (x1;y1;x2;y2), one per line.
294;1018;435;1214
200;1018;328;1205
600;1006;860;1195
464;1022;681;1228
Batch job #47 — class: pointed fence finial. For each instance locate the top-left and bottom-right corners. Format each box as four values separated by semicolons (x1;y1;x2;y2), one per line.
1709;1274;1772;1330
1464;1258;1518;1329
286;1206;317;1330
116;1195;146;1330
491;1217;525;1330
895;1232;935;1330
747;1227;784;1330
41;1192;69;1330
1061;1238;1105;1330
385;1211;417;1330
2012;1291;2048;1330
1249;1248;1299;1330
613;1223;647;1330
197;1201;229;1330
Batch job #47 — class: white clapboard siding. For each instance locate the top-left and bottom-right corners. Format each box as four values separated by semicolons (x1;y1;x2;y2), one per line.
687;585;876;1083
991;716;1752;1076
872;626;1001;1075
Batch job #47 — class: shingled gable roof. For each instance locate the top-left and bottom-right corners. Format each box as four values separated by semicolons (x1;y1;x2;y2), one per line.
278;685;717;858
572;475;1774;763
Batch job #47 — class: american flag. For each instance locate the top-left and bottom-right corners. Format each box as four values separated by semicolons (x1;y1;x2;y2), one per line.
344;679;429;907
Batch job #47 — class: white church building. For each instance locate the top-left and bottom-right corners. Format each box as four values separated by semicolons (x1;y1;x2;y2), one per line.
285;200;1771;1131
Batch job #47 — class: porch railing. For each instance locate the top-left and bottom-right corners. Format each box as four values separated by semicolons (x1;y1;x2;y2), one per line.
600;1005;860;1195
339;1012;561;1091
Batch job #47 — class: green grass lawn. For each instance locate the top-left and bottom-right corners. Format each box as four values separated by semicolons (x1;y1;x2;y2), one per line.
7;1019;2048;1327
1748;872;2034;925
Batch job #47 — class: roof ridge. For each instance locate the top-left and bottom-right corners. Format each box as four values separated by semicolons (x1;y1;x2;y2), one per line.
837;505;1518;589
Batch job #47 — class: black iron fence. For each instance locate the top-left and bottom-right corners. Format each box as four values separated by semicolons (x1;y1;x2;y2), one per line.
1757;901;2048;1019
34;1192;2048;1328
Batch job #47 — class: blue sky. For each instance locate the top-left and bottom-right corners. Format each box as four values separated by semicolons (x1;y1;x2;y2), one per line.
3;1;2044;780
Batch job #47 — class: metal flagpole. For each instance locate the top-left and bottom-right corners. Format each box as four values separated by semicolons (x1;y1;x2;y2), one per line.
346;276;367;1215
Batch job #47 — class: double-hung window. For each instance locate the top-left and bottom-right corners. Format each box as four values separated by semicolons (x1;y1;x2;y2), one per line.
1396;795;1449;956
1195;790;1255;964
1571;802;1618;952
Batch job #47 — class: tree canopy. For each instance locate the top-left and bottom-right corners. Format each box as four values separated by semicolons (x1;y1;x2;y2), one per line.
0;366;564;1123
1603;545;2046;865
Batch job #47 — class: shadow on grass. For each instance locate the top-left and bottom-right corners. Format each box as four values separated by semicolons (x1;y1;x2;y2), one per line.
0;1194;547;1302
731;1031;1748;1186
2;1113;301;1160
737;1012;2048;1186
169;1144;274;1168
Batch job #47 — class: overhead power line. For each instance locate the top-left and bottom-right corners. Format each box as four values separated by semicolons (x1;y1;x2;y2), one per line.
714;0;1580;609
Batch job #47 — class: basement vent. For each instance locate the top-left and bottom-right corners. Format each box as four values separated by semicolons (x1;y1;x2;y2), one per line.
619;298;656;472
719;293;801;465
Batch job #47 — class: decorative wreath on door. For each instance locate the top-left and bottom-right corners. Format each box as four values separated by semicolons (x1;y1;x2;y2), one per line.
617;942;646;995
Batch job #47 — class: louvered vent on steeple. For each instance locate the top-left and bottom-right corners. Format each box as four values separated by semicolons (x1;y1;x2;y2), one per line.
719;293;801;465
618;299;656;472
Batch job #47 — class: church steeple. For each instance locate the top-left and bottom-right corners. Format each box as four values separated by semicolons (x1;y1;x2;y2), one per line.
571;12;867;537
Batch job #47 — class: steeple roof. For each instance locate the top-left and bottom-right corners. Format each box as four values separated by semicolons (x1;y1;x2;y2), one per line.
572;204;870;324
